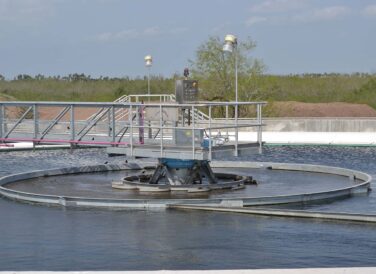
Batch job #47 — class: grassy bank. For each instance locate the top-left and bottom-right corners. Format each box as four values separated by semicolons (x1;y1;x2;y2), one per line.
0;73;375;109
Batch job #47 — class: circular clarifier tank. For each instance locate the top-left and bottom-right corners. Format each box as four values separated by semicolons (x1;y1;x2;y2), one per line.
4;168;359;199
0;161;371;208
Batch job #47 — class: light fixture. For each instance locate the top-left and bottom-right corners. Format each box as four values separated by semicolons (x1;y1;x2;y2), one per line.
144;55;152;67
223;34;237;53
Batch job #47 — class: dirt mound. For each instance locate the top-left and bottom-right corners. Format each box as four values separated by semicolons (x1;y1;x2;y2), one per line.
3;105;98;120
269;101;376;117
37;107;98;120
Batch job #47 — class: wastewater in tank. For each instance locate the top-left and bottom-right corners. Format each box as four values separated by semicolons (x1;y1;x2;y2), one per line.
0;146;376;270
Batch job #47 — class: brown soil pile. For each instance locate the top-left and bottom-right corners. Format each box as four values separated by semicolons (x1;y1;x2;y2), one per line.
4;106;98;120
269;101;376;117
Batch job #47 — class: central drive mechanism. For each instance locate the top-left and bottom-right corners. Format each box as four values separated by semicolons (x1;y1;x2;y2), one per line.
112;158;256;193
149;159;217;185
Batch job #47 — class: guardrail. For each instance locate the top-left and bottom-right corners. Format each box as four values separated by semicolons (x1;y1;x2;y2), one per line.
0;101;266;160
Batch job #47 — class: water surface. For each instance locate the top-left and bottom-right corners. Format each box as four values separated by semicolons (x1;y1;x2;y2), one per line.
0;146;376;270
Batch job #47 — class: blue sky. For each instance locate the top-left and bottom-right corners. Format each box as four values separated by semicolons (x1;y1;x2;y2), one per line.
0;0;375;79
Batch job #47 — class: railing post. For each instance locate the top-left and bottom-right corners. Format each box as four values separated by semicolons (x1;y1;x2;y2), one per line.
235;103;238;157
33;104;39;140
160;104;163;158
257;103;263;154
192;105;195;159
0;104;3;139
129;105;133;156
107;108;111;137
70;105;75;145
209;105;212;161
111;105;116;144
225;105;229;140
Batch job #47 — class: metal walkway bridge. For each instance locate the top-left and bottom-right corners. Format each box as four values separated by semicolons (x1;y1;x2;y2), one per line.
0;94;266;160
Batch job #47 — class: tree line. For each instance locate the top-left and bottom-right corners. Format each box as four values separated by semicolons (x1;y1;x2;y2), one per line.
0;35;375;111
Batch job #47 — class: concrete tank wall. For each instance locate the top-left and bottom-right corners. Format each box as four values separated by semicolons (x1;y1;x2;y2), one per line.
250;118;376;132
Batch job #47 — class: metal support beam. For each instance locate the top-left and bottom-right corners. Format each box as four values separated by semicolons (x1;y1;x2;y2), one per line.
257;104;263;154
4;106;33;138
234;104;238;157
77;108;110;141
160;104;163;158
33;104;39;139
111;106;116;143
129;105;133;156
0;100;266;161
209;106;212;161
70;105;75;145
39;106;70;141
0;104;3;139
192;105;195;159
116;111;137;143
225;105;229;140
107;109;111;137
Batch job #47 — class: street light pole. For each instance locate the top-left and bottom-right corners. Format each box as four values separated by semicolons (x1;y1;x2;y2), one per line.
223;34;239;156
144;55;153;97
235;45;238;103
147;65;151;96
222;34;238;103
144;55;153;140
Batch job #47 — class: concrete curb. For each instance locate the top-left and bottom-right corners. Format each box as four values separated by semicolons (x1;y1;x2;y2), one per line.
1;269;376;274
0;161;372;209
169;205;376;223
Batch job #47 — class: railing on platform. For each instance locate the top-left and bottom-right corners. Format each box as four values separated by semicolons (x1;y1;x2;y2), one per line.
0;101;266;159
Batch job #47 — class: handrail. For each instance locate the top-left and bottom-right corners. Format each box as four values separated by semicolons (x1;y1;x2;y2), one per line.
0;100;266;159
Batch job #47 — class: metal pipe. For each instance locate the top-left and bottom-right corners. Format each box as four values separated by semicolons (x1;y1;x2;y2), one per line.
0;101;267;108
147;66;151;96
235;103;238;157
235;45;238;103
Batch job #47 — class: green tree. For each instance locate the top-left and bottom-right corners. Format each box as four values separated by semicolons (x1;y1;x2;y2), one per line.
189;35;264;102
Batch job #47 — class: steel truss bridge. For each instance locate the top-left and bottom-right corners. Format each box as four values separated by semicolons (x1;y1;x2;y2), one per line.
0;94;266;160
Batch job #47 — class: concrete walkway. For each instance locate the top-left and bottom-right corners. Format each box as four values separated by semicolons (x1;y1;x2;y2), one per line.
1;131;376;151
239;132;376;146
169;205;376;223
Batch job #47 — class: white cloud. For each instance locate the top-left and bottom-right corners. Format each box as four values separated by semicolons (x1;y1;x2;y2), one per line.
250;0;308;13
364;4;376;16
293;6;350;22
96;29;139;42
95;26;187;42
245;16;268;27
143;26;161;36
0;0;55;22
169;27;189;35
312;6;350;20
